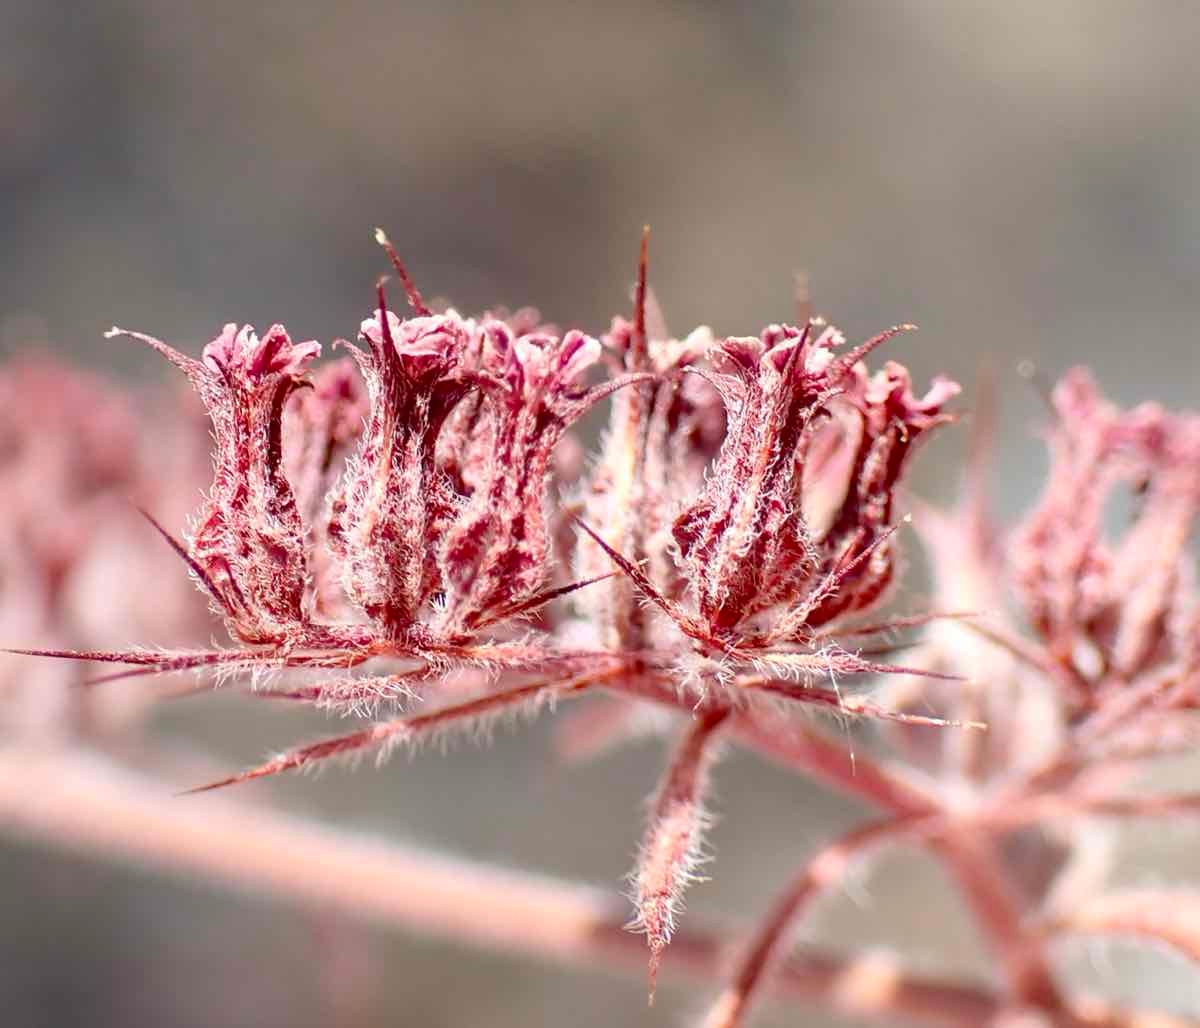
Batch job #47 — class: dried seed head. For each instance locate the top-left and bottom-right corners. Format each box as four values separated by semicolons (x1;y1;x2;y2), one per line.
671;323;846;635
327;306;474;635
671;322;957;644
437;319;642;636
798;361;960;629
109;323;320;644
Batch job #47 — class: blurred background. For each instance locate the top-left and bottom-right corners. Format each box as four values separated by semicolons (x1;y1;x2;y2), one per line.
3;2;1200;1026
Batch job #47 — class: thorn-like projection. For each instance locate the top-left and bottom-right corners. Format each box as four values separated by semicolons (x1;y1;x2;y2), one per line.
632;225;651;368
374;227;431;315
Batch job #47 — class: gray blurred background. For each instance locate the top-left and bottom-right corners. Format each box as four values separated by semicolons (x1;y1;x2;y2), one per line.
4;2;1200;1026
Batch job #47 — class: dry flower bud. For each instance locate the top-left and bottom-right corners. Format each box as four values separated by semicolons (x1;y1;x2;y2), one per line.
671;323;957;644
437;320;643;636
326;305;473;636
108;322;320;644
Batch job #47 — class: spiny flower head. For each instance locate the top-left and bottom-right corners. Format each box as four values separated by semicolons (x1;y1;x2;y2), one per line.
668;321;959;647
201;322;321;380
577;310;718;650
798;359;961;628
327;306;474;636
436;318;637;637
107;322;320;644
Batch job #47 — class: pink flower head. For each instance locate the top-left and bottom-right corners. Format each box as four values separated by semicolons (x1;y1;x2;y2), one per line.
478;322;602;407
436;319;642;636
671;321;953;641
107;322;319;644
798;362;961;628
359;310;467;380
201;323;321;381
1012;368;1200;696
327;308;474;635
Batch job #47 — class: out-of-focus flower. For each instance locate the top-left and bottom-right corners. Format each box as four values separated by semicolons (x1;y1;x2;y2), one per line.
0;356;212;739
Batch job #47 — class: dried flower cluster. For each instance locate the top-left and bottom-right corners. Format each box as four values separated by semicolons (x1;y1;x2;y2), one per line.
13;232;1200;1028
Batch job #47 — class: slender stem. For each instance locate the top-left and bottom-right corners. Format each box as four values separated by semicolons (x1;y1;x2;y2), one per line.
702;817;911;1028
0;745;1156;1028
728;711;1064;1010
930;832;1063;1009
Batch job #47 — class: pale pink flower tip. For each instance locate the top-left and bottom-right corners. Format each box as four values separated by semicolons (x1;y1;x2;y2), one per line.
360;310;470;374
201;323;321;380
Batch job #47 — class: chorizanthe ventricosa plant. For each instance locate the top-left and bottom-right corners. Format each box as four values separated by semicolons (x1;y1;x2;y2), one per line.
18;228;1200;1028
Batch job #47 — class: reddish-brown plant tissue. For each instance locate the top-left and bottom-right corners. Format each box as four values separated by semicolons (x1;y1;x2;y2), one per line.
11;231;1200;1028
